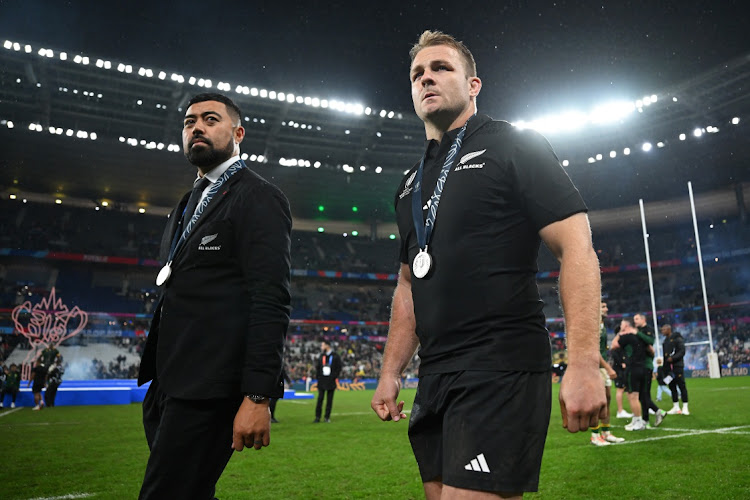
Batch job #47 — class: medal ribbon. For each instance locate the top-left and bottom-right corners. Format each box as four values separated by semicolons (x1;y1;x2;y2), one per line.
165;160;245;263
411;118;470;251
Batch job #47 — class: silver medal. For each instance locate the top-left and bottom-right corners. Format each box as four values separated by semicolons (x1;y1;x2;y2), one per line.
412;250;432;279
156;263;172;286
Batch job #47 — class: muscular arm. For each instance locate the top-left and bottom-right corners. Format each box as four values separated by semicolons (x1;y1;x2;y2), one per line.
539;212;606;432
371;263;419;422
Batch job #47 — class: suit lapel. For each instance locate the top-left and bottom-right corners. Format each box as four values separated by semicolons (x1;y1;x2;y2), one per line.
159;192;190;263
172;169;244;262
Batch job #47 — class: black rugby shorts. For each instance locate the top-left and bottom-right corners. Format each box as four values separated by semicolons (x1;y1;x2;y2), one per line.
625;366;645;393
408;370;551;493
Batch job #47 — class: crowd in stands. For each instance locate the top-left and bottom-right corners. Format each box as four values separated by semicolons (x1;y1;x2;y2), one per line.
1;199;749;379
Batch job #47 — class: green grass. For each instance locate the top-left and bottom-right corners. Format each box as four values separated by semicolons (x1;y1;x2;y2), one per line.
1;377;749;499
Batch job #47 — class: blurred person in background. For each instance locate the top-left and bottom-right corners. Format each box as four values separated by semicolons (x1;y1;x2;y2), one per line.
314;341;341;423
661;324;690;415
590;302;624;445
29;357;47;410
0;363;20;409
44;354;64;408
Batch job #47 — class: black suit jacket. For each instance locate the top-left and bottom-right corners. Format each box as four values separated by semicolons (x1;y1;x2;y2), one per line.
138;165;292;399
315;351;342;391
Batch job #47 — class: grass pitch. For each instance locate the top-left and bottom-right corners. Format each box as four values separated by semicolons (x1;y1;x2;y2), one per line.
1;377;749;499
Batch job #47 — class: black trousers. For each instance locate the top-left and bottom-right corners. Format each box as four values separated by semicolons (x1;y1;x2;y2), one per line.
315;388;335;419
1;387;19;403
44;383;59;407
139;379;242;500
640;372;659;422
669;366;689;403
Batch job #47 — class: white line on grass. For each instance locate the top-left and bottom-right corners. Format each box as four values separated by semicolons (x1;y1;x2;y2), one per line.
614;425;750;445
0;408;23;418
25;493;95;500
11;421;82;427
706;386;749;391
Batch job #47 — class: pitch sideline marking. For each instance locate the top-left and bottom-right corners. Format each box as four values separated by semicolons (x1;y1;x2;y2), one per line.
613;425;750;445
0;408;23;418
706;386;749;391
25;493;95;500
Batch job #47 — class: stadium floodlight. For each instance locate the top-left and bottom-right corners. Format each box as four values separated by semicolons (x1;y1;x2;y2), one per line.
241;153;248;160
138;208;146;214
387;111;395;118
101;201;109;207
13;42;20;51
365;107;372;115
295;95;303;104
138;67;146;76
731;117;740;125
157;143;164;150
380;110;387;117
189;76;197;85
389;234;396;240
679;133;686;140
693;128;703;137
657;141;665;148
37;48;46;56
104;61;111;69
562;160;569;167
6;121;13;128
595;153;603;161
314;161;321;168
623;147;631;155
609;151;616;158
352;231;359;236
257;155;265;162
82;56;89;64
276;92;285;101
146;69;153;77
97;93;102;98
375;166;382;173
117;63;125;72
259;89;268;98
287;94;295;103
250;154;257;161
642;142;652;152
158;71;166;80
269;90;277;100
590;101;635;125
317;227;325;233
651;94;657;103
587;157;595;163
119;136;126;142
342;164;354;173
672;96;678;102
321;99;329;108
3;40;11;49
56;128;63;135
26;45;33;53
311;97;320;107
359;166;366;171
73;54;82;64
124;64;132;73
344;129;350;134
28;123;36;131
55;199;62;204
9;194;16;200
96;59;104;68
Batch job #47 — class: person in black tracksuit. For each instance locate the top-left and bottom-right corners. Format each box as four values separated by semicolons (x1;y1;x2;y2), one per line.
314;341;342;423
661;324;690;415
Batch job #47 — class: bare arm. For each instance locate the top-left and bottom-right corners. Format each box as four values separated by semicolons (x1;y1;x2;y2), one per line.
371;263;419;422
539;212;606;433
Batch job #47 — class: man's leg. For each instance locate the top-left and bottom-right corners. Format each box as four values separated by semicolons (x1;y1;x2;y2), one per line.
139;382;242;500
314;389;324;421
674;366;689;413
324;389;335;420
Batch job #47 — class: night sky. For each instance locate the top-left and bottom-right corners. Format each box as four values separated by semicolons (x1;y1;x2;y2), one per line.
0;0;746;121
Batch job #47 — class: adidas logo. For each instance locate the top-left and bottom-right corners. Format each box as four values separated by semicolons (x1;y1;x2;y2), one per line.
464;453;490;473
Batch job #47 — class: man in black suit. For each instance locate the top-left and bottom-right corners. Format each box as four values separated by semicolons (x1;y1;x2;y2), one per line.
314;340;342;423
137;93;292;499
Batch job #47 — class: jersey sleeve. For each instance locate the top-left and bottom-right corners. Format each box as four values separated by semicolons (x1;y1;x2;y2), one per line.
509;128;587;230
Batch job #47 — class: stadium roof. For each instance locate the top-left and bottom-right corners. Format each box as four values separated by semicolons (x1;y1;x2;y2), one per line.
0;2;748;229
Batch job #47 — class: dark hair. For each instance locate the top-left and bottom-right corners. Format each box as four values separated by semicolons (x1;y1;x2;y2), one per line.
187;93;242;125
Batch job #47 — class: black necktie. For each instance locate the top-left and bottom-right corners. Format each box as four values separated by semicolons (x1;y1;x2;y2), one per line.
181;177;211;227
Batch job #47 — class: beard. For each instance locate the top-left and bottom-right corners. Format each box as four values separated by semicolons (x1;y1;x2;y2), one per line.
184;136;234;169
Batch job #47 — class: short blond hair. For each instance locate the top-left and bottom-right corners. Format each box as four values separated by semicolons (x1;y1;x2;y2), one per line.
409;30;477;77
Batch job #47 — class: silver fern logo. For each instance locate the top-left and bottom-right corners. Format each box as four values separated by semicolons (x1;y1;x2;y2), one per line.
200;234;218;245
459;149;486;164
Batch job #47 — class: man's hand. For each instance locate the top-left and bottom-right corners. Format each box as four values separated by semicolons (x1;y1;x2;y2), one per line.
606;367;617;379
559;364;607;433
371;374;406;422
231;397;271;451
